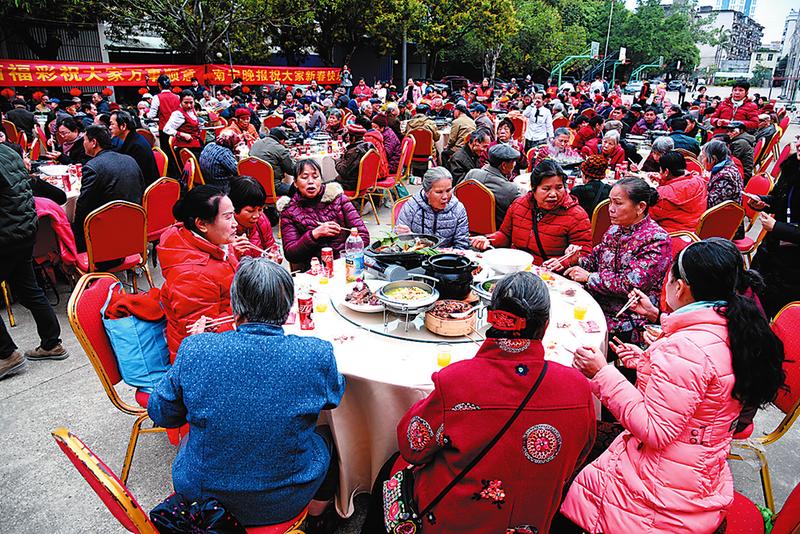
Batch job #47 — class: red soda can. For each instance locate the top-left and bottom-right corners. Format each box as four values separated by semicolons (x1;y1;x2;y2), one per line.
310;257;321;275
298;294;315;330
321;247;334;277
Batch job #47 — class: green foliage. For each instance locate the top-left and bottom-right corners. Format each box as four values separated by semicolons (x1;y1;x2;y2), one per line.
751;64;772;87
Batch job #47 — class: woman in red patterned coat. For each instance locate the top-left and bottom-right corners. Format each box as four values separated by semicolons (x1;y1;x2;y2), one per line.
361;272;595;534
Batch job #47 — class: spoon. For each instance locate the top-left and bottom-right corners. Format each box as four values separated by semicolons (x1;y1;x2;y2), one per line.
449;304;484;319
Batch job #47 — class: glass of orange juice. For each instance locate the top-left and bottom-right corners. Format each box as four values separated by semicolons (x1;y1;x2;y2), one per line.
436;343;453;367
540;271;553;281
573;305;587;321
314;290;329;313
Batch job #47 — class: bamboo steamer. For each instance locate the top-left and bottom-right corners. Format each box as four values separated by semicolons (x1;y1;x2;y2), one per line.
424;301;477;337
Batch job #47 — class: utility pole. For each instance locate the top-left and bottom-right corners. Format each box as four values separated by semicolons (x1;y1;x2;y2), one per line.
601;0;615;79
402;29;408;83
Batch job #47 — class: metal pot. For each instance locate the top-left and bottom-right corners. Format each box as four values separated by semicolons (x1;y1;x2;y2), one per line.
421;253;476;301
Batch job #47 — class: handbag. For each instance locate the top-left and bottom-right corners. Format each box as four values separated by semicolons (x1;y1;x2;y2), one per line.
383;362;549;533
101;282;170;393
150;493;246;533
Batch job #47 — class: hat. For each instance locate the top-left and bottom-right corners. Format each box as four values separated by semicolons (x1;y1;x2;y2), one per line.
143;93;153;99
488;143;520;162
50;98;60;105
372;113;388;128
321;98;333;107
369;98;381;104
269;127;289;141
347;123;367;135
11;98;26;107
234;107;250;118
473;104;487;113
630;103;643;112
415;104;429;114
726;120;745;129
581;154;608;182
282;109;296;119
455;102;470;114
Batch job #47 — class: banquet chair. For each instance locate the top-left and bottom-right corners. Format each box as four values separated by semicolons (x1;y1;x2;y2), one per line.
1;281;14;327
732;156;745;181
685;157;704;175
770;144;791;180
508;116;526;142
29;130;46;161
552;116;570;130
752;137;765;166
51;427;308;534
728;301;800;512
143;178;180;267
263;115;283;130
668;231;699;259
454;180;496;234
76;201;154;293
778;114;791;136
396;135;416;186
742;173;773;232
136;128;156;147
2;119;20;145
167;136;180;176
182;158;204;191
18;131;27;151
392;196;412;227
343;149;381;224
526;147;537;171
33;214;68;304
695;201;744;241
152;147;168;178
590;199;611;247
67;274;167;484
674;148;697;160
724;481;800;534
180;148;206;186
408;128;435;168
237;157;278;206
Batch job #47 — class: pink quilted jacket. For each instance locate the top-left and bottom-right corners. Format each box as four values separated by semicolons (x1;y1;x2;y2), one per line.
561;307;742;533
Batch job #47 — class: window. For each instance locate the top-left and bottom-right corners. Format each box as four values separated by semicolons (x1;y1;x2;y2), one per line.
768;54;774;61
756;53;762;60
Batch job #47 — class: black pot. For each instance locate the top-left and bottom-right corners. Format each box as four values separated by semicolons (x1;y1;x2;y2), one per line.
421;253;476;300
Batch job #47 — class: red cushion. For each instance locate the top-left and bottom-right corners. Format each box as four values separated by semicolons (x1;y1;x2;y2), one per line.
134;390;150;408
732;423;754;440
76;253;143;273
245;506;308;533
733;237;754;252
148;228;167;242
375;177;396;188
342;190;357;197
725;491;765;534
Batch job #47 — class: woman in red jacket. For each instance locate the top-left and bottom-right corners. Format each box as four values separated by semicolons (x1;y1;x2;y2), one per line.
571;115;603;150
228;176;283;263
471;159;592;270
158;186;239;362
580;130;625;168
649;151;708;233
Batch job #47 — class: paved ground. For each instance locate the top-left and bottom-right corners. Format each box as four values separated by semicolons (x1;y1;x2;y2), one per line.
1;90;798;533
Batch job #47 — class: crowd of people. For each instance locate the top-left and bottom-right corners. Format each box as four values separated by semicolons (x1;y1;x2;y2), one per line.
0;67;796;534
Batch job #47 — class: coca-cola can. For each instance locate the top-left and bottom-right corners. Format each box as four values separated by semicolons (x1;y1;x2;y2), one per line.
321;247;334;277
310;257;321;276
298;295;314;330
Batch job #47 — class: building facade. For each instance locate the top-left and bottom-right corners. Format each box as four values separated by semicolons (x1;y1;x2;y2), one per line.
782;9;798;59
714;0;757;19
697;7;764;79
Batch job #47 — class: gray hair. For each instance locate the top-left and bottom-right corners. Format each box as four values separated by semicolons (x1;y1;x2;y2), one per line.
422;166;453;191
230;257;294;325
603;129;620;143
603;120;624;133
386;102;398;112
359;101;371;113
701;139;730;165
469;129;491;143
554;127;571;138
327;109;343;119
651;136;675;156
551;101;564;113
489;272;550;339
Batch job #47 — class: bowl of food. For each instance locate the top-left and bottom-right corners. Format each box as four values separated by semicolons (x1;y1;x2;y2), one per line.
377;278;439;313
472;276;502;305
481;248;533;275
367;233;441;269
340;280;384;313
425;300;477;337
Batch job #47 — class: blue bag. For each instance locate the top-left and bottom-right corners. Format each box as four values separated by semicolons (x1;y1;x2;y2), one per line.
101;283;170;393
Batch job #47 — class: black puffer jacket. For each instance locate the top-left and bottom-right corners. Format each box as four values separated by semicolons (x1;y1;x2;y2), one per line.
0;143;36;248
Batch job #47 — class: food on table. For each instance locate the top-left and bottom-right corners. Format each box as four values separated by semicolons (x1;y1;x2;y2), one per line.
482;280;497;294
345;281;381;306
562;288;577;298
428;300;473;319
579;320;600;333
384;286;431;301
472;265;483;277
375;233;437;255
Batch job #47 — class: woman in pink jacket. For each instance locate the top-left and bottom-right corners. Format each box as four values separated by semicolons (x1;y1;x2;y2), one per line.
562;238;785;533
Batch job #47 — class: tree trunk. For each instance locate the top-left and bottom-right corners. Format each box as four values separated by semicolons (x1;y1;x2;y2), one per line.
484;45;502;86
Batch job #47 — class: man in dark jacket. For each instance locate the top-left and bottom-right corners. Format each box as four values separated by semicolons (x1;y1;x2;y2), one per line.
249;127;296;196
448;129;490;185
667;116;700;156
6;98;35;139
0;143;67;379
335;123;373;191
72;125;144;252
110;110;159;187
463;143;522;227
725;120;756;182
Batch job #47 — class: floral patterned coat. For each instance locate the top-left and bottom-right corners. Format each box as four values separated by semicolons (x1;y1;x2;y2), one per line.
707;159;743;209
393;339;596;534
580;216;672;337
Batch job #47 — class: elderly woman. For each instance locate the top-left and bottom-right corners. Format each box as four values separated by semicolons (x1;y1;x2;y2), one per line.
158;186;239;362
326;109;345;139
571;154;611;217
581;129;625;168
534;127;572;167
481;117;524;168
228;176;283;262
700;139;743;209
280;158;369;270
565;178;671;342
563;239;785;534
634;134;674;173
471;159;591;269
148;257;346;528
362;272;596;533
395;167;470;249
199;129;242;192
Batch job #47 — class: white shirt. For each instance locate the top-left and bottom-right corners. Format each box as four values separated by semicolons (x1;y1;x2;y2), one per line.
590;80;605;95
522;105;553;142
163;109;199;136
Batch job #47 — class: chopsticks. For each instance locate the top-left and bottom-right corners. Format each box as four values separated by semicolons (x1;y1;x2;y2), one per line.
188;314;235;333
615;294;639;318
555;247;581;265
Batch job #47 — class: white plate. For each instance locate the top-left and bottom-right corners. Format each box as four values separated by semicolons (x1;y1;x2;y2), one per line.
340;299;385;313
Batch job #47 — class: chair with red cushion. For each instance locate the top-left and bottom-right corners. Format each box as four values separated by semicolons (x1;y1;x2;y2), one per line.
182;157;205;190
263;115;283;130
552;116;569;130
52;427;308;534
591;198;611;247
732;156;745;180
66;274;167;483
742;174;774;231
143;178;180;264
729;301;800;511
2;119;19;145
238;157;278;206
508;116;526;142
454;179;497;234
152;147;169;178
685;157;705;175
778;114;790;134
668;231;700;259
396;135;416;186
752;137;765;166
392;195;412;227
136;128;156;147
29;128;46;161
343;148;381;224
526;147;537;171
408;128;435;168
724;491;766;534
771;480;800;534
18;131;27;151
695;201;744;241
770;143;791;180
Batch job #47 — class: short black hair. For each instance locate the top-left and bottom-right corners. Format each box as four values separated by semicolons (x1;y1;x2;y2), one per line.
229;176;267;213
588;116;604;127
669;116;688;132
658;151;686;176
111;110;136;131
732;79;750;91
180;89;195;101
645;107;658;114
84;124;113;149
57;116;82;133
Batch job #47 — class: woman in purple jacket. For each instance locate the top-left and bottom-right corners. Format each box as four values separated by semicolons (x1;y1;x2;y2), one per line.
279;158;370;270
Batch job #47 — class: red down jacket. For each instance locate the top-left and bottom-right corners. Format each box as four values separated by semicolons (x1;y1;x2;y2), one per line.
708;96;759;136
650;172;708;234
488;192;592;266
157;224;238;362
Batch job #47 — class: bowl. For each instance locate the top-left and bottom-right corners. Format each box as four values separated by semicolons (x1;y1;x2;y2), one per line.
472;276;502;305
481;248;533;274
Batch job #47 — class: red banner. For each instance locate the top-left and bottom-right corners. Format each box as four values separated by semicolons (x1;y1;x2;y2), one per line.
0;60;204;87
0;60;341;88
205;64;342;86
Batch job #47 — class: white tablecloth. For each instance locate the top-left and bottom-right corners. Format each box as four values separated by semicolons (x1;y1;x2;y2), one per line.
38;165;81;221
284;257;607;516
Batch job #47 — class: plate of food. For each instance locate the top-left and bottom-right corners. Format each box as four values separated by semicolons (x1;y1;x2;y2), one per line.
472;276;502;304
377;279;440;311
340;280;384;313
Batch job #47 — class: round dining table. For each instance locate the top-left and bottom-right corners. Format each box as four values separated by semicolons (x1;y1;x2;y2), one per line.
36;164;80;221
282;254;608;517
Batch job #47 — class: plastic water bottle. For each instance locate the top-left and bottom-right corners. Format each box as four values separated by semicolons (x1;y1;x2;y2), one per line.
344;228;365;282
